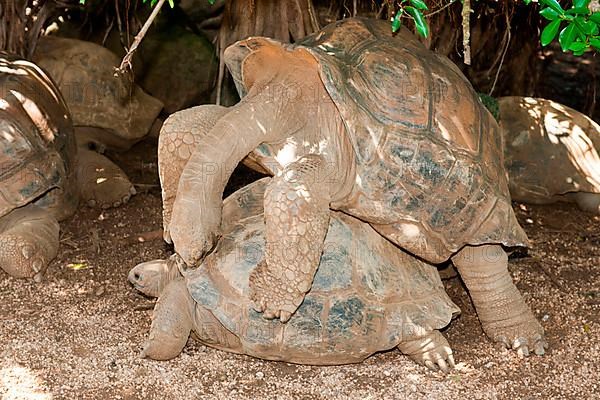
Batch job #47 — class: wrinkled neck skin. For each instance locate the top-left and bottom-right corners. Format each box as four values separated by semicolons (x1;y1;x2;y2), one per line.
244;48;356;202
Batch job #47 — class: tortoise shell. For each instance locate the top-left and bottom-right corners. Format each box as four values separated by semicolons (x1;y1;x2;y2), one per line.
32;36;163;149
225;18;528;263
0;53;76;219
499;96;600;202
182;178;459;364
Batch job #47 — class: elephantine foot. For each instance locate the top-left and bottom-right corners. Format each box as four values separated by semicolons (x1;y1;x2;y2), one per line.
452;244;548;357
0;207;59;281
398;331;455;372
78;148;136;209
483;316;547;357
249;261;307;323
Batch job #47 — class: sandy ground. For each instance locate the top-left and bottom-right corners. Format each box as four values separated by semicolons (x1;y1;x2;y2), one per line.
1;139;599;399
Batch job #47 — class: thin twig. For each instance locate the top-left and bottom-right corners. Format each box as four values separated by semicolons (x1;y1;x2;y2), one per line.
101;18;114;46
489;15;511;96
461;0;471;65
116;0;167;74
425;0;456;18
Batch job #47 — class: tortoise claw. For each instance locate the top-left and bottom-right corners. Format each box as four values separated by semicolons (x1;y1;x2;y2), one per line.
279;311;292;322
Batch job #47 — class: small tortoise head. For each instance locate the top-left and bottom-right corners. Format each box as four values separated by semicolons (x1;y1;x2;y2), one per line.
128;259;177;298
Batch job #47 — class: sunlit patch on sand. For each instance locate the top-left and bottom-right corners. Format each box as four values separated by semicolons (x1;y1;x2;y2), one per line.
0;364;52;399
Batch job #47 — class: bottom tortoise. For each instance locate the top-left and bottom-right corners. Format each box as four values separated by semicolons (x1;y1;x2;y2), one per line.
129;178;459;370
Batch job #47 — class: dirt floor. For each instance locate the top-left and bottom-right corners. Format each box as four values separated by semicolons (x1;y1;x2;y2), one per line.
1;138;599;400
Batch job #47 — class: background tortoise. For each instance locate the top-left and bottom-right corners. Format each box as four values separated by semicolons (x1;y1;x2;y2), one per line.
159;18;545;356
129;178;459;370
32;36;164;208
0;52;148;281
499;96;600;214
0;53;74;281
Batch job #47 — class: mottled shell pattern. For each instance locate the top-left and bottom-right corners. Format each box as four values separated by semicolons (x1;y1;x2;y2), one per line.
0;53;76;219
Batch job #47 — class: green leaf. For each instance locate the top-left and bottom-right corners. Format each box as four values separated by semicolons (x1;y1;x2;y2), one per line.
559;23;577;51
392;9;403;33
568;41;588;51
523;0;532;5
79;0;85;4
168;0;174;7
541;19;562;45
590;37;600;50
565;7;591;15
150;0;157;6
540;7;559;20
573;0;590;8
409;0;429;11
405;6;429;38
591;12;600;24
579;20;596;34
208;0;216;4
540;0;565;15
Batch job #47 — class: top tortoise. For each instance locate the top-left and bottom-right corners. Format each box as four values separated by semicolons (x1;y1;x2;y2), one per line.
162;18;545;355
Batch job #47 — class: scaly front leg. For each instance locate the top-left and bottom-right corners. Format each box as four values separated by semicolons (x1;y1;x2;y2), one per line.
250;155;331;322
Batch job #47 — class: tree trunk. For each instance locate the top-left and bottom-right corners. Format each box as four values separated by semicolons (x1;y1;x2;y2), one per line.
216;0;320;104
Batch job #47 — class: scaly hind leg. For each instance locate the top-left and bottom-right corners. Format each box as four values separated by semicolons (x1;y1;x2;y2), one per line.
250;155;331;322
158;105;229;243
77;148;136;209
452;245;547;356
398;331;455;372
140;278;194;360
0;205;59;281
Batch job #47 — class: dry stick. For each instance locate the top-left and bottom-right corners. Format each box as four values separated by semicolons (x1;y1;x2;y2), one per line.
424;0;456;19
461;0;471;65
488;15;511;96
117;0;167;74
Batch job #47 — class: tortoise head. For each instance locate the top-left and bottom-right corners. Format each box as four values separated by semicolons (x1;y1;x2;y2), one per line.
128;258;179;298
224;37;322;101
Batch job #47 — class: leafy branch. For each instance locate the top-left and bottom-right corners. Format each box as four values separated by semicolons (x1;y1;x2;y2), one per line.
391;0;430;37
538;0;600;55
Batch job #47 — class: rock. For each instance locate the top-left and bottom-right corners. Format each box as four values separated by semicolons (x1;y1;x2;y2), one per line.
135;24;217;113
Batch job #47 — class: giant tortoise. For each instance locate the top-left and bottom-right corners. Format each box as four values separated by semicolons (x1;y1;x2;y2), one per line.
32;36;163;208
499;96;600;214
0;51;148;280
129;178;460;370
159;18;545;355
